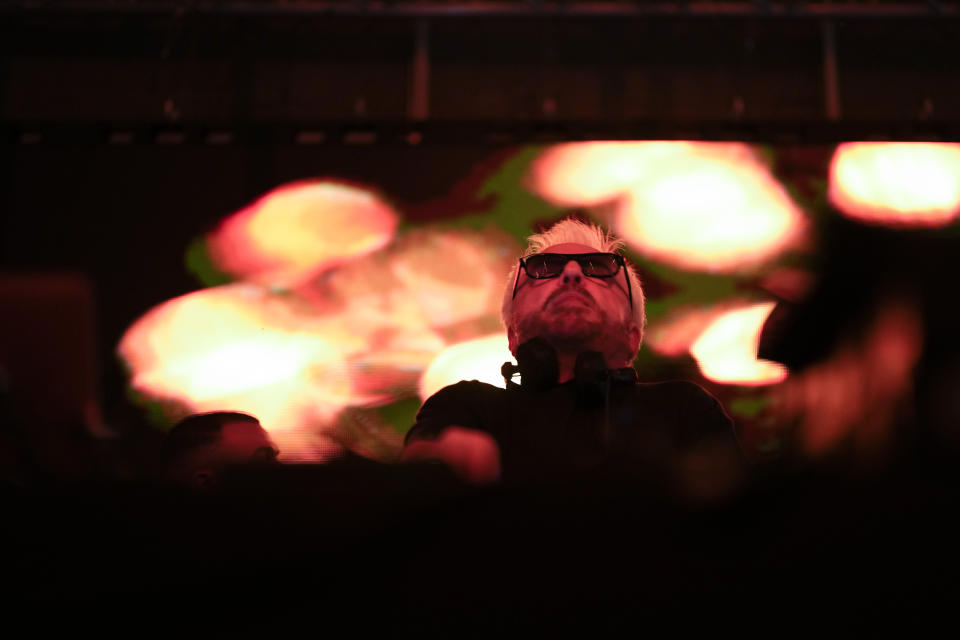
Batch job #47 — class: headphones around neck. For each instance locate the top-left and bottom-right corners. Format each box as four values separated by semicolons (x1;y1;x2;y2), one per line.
501;337;638;392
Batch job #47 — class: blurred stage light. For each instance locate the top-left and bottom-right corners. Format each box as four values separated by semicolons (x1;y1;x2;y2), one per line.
829;142;960;227
689;301;788;386
768;300;922;457
207;180;398;285
345;326;447;402
530;141;679;205
389;229;512;328
319;227;517;335
645;305;728;358
118;284;366;459
530;142;805;273
613;145;804;272
121;226;519;460
419;333;513;401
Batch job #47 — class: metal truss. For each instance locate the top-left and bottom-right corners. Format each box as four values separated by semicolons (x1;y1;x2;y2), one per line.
3;1;958;19
4;120;960;146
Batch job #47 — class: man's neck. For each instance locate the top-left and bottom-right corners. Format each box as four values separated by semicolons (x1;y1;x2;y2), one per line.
556;352;580;383
555;349;627;383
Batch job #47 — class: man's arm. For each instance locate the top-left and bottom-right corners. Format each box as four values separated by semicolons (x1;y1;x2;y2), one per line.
401;426;500;484
671;380;744;501
401;381;502;484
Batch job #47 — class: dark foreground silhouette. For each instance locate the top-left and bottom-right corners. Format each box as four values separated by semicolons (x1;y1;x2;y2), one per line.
6;450;959;634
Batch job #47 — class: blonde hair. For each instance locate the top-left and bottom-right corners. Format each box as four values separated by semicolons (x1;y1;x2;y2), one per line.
501;218;646;339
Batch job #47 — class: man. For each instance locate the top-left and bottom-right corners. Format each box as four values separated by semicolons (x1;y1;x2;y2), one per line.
403;219;740;492
162;411;279;489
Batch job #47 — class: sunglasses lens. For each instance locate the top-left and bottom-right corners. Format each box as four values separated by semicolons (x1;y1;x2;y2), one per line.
525;254;567;277
525;253;621;278
579;254;620;276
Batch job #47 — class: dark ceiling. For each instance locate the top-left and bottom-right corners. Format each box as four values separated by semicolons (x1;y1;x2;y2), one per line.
2;1;959;138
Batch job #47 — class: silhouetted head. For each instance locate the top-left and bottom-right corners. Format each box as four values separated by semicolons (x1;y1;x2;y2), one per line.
162;411;278;489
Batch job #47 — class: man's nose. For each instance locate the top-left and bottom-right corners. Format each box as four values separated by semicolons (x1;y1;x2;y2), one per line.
561;259;584;284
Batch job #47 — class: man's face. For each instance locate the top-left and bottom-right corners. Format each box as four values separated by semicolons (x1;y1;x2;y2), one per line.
508;242;639;362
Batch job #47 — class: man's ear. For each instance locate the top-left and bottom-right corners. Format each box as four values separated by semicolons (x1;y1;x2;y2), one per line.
627;323;642;357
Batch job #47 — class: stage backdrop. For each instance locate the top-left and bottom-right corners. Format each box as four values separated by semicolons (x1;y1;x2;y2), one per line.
3;139;958;461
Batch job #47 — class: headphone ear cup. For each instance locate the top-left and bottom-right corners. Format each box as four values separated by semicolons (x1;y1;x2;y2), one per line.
515;337;559;391
501;361;521;388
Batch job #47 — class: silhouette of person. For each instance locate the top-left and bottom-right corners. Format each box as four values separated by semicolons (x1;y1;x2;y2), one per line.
162;411;279;489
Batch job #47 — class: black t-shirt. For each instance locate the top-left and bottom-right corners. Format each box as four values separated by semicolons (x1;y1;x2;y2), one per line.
406;377;739;484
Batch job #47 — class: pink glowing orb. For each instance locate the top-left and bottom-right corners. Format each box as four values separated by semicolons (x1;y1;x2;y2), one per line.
208;181;398;285
117;284;359;450
346;327;447;402
318;227;517;332
390;231;508;328
689;301;788;386
613;145;804;272
645;305;729;358
419;333;513;401
121;228;519;461
530;141;685;206
829;142;960;227
530;142;805;273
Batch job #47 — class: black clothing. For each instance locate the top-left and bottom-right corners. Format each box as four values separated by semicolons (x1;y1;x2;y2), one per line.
406;376;738;484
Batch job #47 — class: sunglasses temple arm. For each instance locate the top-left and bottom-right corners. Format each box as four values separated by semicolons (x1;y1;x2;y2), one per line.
511;259;523;300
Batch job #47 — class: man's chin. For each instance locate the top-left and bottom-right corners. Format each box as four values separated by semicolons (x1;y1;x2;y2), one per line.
524;324;603;351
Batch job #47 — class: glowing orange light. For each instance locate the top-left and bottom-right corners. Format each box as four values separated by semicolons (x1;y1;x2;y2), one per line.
345;327;447;402
118;284;366;459
120;228;520;461
530;142;805;273
829;142;960;227
419;333;513;401
645;305;729;358
613;146;804;272
318;227;517;333
390;231;506;328
531;142;685;206
689;301;788;386
208;181;398;285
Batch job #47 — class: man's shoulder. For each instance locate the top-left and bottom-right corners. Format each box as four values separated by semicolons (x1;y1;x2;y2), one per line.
631;379;732;420
407;380;505;445
423;379;506;403
635;379;720;400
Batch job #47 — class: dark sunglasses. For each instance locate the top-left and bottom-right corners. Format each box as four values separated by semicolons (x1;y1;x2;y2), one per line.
512;252;633;310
